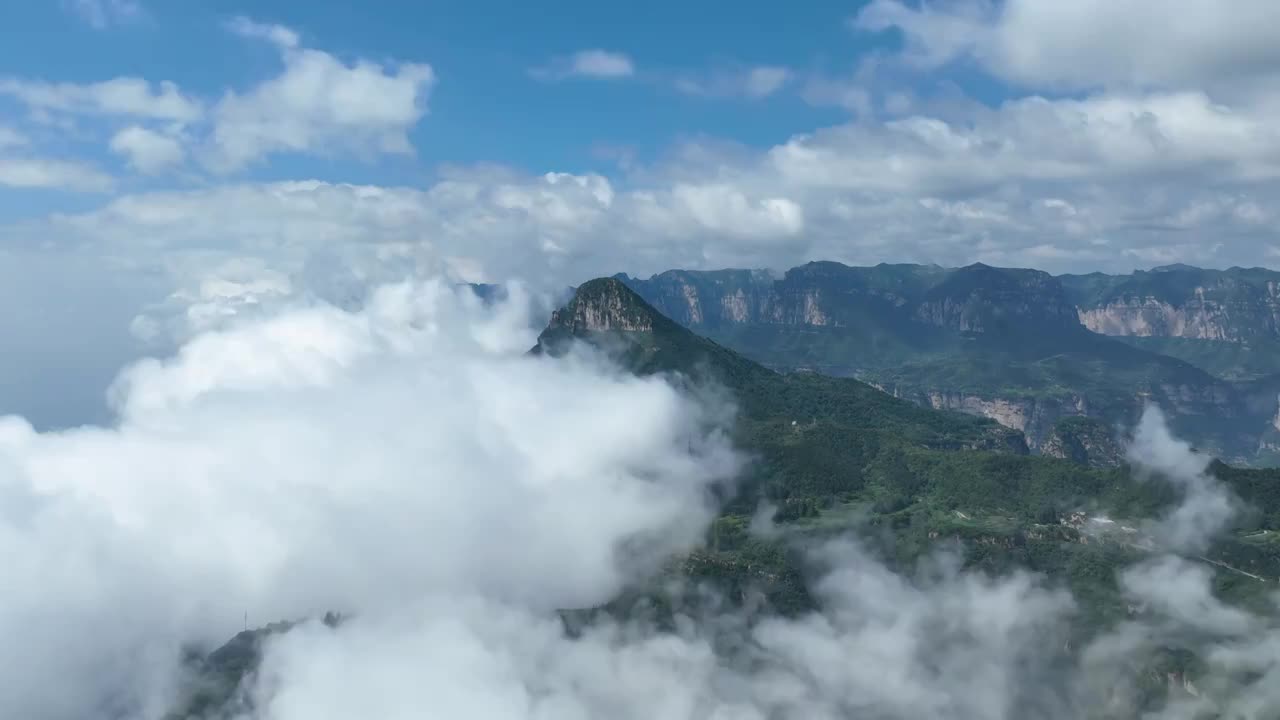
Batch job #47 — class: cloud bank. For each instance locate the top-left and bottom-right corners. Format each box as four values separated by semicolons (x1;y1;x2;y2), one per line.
0;280;739;718
1;276;1277;719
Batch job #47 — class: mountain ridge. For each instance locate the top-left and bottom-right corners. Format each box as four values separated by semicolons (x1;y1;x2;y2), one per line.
616;261;1280;465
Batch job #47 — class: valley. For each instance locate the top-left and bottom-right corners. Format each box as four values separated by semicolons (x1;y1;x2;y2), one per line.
619;262;1280;466
174;275;1280;719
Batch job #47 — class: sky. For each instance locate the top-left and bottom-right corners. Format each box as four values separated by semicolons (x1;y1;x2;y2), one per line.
2;0;1278;426
0;0;1278;424
6;4;1280;719
5;0;1280;279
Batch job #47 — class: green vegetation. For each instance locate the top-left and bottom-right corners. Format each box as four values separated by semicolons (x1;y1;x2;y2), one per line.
176;279;1280;717
623;262;1280;464
1111;335;1280;381
535;278;1280;629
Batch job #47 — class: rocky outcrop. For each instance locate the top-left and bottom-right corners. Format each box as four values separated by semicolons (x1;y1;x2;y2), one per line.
625;261;1080;335
915;263;1082;335
619;261;1280;466
871;385;1089;451
1078;298;1237;339
546;278;657;334
1064;266;1280;342
1041;417;1124;468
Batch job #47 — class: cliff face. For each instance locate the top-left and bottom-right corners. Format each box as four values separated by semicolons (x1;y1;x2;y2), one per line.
620;262;1280;466
1041;417;1124;468
546;278;659;334
869;385;1087;451
625;262;1078;336
914;264;1081;335
1063;266;1280;342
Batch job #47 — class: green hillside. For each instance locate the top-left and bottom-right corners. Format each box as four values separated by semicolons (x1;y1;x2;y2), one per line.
172;279;1280;719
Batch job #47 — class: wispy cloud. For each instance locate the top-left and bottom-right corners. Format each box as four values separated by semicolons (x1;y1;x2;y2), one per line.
531;49;636;81
0;156;114;192
61;0;144;29
674;64;793;99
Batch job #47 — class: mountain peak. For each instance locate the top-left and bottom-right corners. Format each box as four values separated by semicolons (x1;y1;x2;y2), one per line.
546;277;667;334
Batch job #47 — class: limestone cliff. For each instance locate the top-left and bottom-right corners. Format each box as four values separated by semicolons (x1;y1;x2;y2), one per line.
870;385;1090;452
1063;266;1280;342
619;261;1280;466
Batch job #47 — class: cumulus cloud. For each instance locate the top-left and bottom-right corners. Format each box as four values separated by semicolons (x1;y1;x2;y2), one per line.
854;0;1280;92
15;77;1280;284
1;263;1277;720
531;50;636;81
208;18;435;172
3;172;809;308
109;125;185;174
243;540;1078;720
0;279;742;718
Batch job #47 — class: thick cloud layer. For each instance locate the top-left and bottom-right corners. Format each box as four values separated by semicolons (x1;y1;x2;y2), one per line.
2;279;1278;720
0;280;739;719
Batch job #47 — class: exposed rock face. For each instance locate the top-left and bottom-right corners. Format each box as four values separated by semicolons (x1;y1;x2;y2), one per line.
914;263;1081;334
1041;417;1124;468
618;269;777;329
547;278;656;334
624;261;1079;335
870;385;1089;451
618;261;1280;465
1064;266;1280;342
1078;298;1235;339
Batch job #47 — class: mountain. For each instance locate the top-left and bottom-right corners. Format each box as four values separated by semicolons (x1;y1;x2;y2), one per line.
1061;265;1280;381
533;277;1030;462
171;281;1280;719
619;262;1280;465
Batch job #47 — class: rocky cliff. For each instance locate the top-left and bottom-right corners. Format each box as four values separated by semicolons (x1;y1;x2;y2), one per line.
1063;265;1280;342
623;261;1079;337
1041;416;1124;468
546;277;658;333
914;263;1081;335
869;386;1090;452
620;261;1280;466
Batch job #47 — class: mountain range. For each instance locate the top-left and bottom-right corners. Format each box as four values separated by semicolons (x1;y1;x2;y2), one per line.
614;262;1280;467
173;275;1280;718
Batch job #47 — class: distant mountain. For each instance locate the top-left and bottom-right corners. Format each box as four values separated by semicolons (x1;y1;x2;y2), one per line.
619;262;1280;465
1062;265;1280;342
1060;266;1280;382
171;281;1280;719
533;277;1029;463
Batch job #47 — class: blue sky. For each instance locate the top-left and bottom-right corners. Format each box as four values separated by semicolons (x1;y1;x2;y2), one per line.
1;0;890;194
2;0;1280;425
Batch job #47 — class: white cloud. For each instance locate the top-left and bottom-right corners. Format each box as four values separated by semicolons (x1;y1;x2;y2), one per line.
7;170;813;299
744;66;791;98
0;76;202;122
570;49;635;78
531;50;635;81
208;19;434;172
675;65;793;99
109;125;185;174
226;15;301;49
7;74;1280;283
1127;406;1238;553
855;0;1280;92
0;156;114;192
0;280;742;718
62;0;143;29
